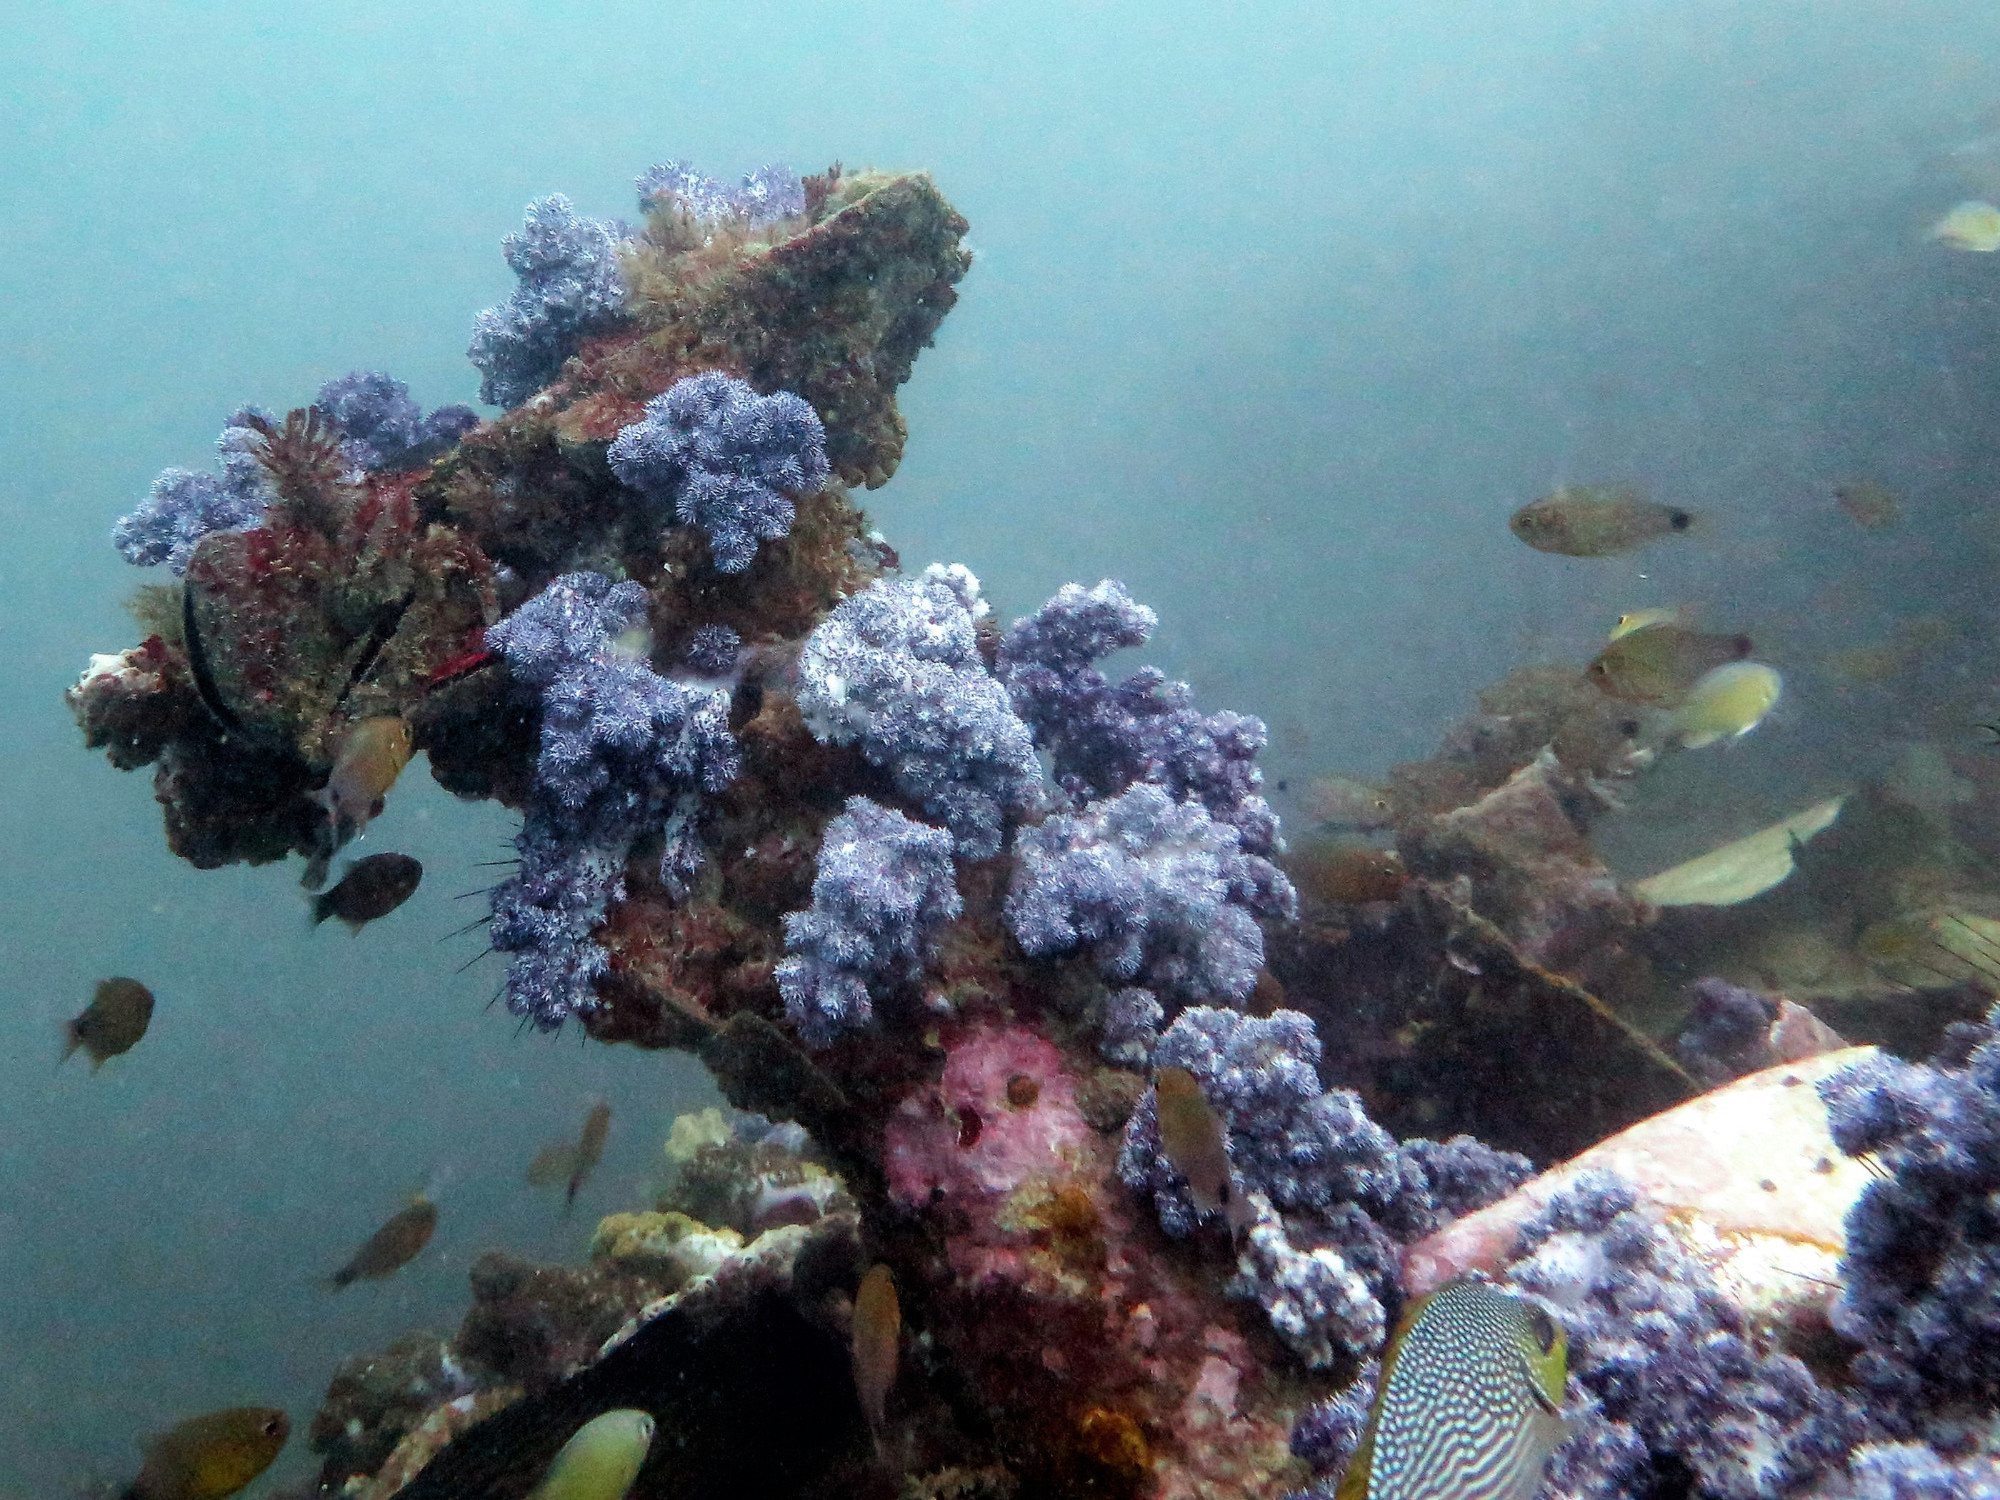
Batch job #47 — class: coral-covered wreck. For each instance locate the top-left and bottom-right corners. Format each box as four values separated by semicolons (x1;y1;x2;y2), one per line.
70;157;2000;1500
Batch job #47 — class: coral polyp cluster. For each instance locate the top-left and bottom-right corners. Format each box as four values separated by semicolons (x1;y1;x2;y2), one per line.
69;150;2000;1500
485;570;738;1030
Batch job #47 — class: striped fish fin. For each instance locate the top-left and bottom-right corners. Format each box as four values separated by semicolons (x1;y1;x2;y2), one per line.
1335;1288;1435;1500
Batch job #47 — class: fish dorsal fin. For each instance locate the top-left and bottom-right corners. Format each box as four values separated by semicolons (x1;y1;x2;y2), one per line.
1334;1288;1433;1500
1333;1414;1377;1500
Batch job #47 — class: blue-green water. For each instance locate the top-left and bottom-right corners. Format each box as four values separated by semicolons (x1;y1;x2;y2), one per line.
3;2;2000;1492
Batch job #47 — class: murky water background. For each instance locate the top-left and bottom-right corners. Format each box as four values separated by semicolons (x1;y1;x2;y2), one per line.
4;2;2000;1491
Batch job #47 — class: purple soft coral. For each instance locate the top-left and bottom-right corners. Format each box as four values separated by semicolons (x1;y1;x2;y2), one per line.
998;579;1282;857
636;160;805;225
795;565;1043;859
1675;976;1782;1086
468;194;629;410
1118;1006;1529;1362
775;796;963;1047
1840;1445;2000;1499
112;410;271;572
1507;1170;1863;1500
313;371;477;473
484;572;738;1030
607;372;829;573
1005;782;1294;1010
1818;1009;2000;1435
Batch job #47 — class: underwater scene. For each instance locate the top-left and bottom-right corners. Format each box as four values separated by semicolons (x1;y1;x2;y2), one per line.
15;2;2000;1497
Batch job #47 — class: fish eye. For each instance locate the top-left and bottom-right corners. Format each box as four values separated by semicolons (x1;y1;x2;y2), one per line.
263;1416;284;1435
1669;510;1692;530
1529;1307;1557;1353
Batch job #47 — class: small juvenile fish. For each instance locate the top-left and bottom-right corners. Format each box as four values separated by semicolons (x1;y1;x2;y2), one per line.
1824;642;1906;685
1304;776;1398;832
1154;1066;1248;1232
1510;485;1693;557
330;1195;437;1288
312;853;422;933
123;1406;290;1500
64;978;155;1070
851;1263;901;1441
1929;199;2000;252
526;1409;656;1500
1585;624;1752;706
526;1141;578;1188
1608;607;1680;640
317;716;412;845
1673;662;1782;749
1337;1278;1568;1500
1291;842;1410;906
1835;480;1901;530
567;1102;612;1211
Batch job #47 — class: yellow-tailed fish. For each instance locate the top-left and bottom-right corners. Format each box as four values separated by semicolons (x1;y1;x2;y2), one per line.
330;1194;437;1288
64;977;155;1070
1509;485;1693;558
1304;776;1398;833
317;716;412;845
852;1263;901;1442
1289;840;1410;906
1608;607;1679;640
526;1409;656;1500
1929;200;2000;252
1154;1066;1250;1233
1585;624;1752;706
1673;662;1781;749
1337;1278;1568;1500
123;1407;290;1500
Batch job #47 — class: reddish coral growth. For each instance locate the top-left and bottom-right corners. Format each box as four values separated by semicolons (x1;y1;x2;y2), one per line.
424;641;495;689
589;895;768;1049
183;468;498;770
885;1027;1088;1226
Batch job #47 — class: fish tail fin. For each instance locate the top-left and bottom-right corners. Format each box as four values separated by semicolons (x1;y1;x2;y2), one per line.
327;1267;354;1291
309;891;333;926
344;918;366;936
1222;1176;1257;1241
58;1020;81;1068
302;847;332;893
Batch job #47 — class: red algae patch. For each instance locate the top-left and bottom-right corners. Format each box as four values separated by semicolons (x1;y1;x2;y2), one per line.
885;1026;1089;1209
